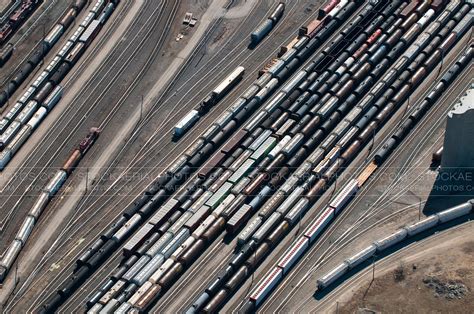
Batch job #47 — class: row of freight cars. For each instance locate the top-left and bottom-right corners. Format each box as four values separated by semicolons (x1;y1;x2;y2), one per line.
0;0;119;170
0;0;42;46
0;43;13;66
0;0;88;109
236;5;473;310
0;127;100;283
250;2;285;45
45;0;468;311
189;0;402;308
316;201;474;290
81;0;369;312
190;1;473;312
374;46;473;164
174;66;245;138
40;0;360;312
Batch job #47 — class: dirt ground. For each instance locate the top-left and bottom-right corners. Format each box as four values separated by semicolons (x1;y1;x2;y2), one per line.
338;224;473;314
0;0;11;12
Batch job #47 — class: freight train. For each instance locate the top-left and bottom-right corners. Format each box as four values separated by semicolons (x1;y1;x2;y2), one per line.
39;0;472;312
250;2;285;46
0;127;100;283
191;1;473;312
42;0;357;311
316;201;474;290
79;0;365;312
174;66;245;138
0;0;43;46
0;0;87;109
0;0;118;170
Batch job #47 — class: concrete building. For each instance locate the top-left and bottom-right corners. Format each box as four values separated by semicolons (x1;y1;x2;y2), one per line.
441;85;474;170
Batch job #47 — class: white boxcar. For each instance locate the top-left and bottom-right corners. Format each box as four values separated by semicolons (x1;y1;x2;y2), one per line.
285;198;309;225
213;66;245;97
276;186;304;215
28;191;50;220
277;236;309;274
15;216;36;245
255;78;278;103
373;228;408;252
149;258;174;284
212;194;235;217
304;207;335;243
44;24;64;46
0;239;22;269
281;70;306;94
329;179;359;214
269;135;291;159
43;170;67;197
254;72;272;88
328;0;349;18
86;303;103;314
437;202;472;223
405;215;439;236
317;261;349;290
345;244;377;269
250;267;283;305
264;91;287;112
252;212;282;243
174;110;199;137
282;133;304;156
98;298;119;313
112;213;142;242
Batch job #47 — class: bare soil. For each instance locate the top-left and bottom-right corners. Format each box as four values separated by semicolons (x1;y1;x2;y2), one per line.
339;235;473;314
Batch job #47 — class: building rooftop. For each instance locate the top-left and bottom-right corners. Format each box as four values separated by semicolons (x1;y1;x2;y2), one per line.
448;84;474;117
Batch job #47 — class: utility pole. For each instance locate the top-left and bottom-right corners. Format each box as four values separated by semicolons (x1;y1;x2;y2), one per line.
85;167;89;192
41;24;45;65
371;254;376;283
418;199;422;221
140;95;143;122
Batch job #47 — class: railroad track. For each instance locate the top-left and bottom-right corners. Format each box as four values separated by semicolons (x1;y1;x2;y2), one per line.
258;43;473;313
0;0;75;86
51;1;330;310
0;0;136;231
1;0;186;310
159;2;376;311
192;2;472;312
309;220;473;312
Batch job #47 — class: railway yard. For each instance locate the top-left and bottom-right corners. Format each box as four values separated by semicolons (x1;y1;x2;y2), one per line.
0;0;472;313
